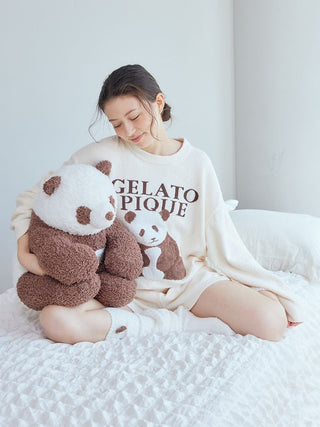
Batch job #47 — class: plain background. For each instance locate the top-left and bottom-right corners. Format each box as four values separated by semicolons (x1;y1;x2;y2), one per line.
1;0;319;293
234;0;320;216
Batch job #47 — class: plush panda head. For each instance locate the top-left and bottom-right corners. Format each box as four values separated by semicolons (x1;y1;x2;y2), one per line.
33;161;117;236
124;210;170;246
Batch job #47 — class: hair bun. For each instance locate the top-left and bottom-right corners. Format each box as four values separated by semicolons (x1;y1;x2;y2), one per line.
162;103;171;122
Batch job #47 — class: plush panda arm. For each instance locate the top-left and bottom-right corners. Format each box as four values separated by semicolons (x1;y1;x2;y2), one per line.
30;229;99;285
104;219;143;280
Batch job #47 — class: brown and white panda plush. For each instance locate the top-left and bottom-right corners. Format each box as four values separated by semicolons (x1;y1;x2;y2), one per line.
124;210;186;281
17;161;143;311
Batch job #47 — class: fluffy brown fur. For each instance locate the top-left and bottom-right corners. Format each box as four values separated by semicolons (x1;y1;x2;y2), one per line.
17;212;143;311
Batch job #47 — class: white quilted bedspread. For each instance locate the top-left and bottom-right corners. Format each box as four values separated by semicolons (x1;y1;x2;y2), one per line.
1;272;320;427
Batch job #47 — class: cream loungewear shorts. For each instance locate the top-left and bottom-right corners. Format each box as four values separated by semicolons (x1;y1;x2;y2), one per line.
127;266;231;314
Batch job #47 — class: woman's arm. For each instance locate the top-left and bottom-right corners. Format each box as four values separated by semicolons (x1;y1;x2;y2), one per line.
12;170;56;274
203;158;302;323
12;164;70;275
11;171;53;240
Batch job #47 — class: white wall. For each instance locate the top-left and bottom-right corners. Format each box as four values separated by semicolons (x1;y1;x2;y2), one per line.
0;0;234;292
234;0;320;216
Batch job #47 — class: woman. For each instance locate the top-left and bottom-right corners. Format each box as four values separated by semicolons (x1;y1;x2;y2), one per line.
12;64;301;344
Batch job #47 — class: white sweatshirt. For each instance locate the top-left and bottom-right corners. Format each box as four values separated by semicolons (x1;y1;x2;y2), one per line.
11;136;302;322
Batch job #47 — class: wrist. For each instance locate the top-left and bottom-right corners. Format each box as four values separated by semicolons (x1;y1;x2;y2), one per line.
17;233;29;263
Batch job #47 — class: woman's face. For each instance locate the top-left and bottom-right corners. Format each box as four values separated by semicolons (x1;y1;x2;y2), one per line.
103;95;162;149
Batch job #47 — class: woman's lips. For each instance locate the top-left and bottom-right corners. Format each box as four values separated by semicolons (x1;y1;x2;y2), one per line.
131;134;144;143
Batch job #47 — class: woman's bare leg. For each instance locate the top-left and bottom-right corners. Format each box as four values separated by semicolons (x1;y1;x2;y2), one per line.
39;299;133;344
190;280;288;342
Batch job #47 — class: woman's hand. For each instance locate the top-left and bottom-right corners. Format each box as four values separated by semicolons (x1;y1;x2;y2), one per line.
17;233;46;275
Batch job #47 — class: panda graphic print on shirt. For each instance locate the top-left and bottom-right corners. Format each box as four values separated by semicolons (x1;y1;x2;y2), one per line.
124;210;186;281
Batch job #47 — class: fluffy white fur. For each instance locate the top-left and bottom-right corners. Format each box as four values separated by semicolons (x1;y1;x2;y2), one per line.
33;164;117;235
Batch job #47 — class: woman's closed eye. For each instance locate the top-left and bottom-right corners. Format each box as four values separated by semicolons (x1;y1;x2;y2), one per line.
113;115;140;129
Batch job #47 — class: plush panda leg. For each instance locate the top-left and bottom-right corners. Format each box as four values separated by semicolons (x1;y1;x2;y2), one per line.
103;306;235;341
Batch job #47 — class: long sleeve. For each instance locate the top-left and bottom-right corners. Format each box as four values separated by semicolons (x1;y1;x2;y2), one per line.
11;171;53;240
204;162;303;323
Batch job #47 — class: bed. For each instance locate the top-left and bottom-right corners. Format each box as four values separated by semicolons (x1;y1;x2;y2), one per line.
1;206;320;426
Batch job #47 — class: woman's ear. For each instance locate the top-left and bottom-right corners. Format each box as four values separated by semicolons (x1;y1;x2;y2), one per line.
155;92;165;114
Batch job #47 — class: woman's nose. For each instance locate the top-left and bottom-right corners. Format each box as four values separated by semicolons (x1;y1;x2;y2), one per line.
123;120;135;137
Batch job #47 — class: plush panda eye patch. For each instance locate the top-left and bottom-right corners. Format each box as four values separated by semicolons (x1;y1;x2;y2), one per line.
139;229;145;237
152;225;159;232
76;206;91;225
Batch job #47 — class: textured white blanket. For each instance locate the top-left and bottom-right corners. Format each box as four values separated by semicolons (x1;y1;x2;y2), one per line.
1;271;319;427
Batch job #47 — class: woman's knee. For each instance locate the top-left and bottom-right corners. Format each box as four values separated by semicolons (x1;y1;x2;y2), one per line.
252;301;288;342
39;305;80;344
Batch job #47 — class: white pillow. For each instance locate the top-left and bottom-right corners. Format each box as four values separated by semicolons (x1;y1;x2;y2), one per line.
225;201;320;284
224;199;239;211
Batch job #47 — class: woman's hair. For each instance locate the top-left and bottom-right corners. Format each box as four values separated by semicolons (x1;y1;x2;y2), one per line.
89;64;172;141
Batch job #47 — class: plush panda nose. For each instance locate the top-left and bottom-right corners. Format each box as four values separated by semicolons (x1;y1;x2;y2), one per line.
105;212;114;221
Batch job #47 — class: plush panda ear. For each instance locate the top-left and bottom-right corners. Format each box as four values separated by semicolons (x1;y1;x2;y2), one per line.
124;211;136;224
96;160;112;176
43;176;61;195
159;209;170;221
